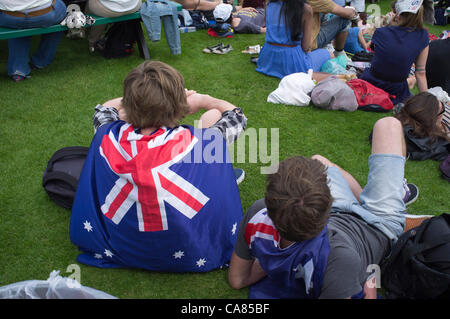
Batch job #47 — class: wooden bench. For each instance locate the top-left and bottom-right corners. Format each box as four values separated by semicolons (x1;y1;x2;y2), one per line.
0;2;182;60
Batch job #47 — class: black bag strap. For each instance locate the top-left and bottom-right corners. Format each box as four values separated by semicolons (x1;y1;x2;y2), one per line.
46;146;89;171
42;171;79;192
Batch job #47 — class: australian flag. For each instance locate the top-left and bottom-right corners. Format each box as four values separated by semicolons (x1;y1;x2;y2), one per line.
70;121;243;272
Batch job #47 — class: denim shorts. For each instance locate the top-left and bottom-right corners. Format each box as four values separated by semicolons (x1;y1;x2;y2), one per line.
316;14;351;49
327;154;406;241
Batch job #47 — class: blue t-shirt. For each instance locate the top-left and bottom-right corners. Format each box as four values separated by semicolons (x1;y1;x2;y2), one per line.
370;26;428;81
360;26;429;104
344;27;366;54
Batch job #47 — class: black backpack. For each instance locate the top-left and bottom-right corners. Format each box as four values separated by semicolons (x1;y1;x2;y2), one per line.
380;213;450;299
441;155;450;182
351;51;374;62
42;146;89;210
95;20;138;59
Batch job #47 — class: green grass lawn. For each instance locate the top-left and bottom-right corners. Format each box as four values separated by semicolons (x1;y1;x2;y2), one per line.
0;0;448;299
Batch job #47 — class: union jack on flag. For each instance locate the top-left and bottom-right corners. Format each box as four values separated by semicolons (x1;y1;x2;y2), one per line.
70;121;243;272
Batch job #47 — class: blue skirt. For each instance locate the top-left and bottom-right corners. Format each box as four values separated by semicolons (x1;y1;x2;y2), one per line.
256;43;330;79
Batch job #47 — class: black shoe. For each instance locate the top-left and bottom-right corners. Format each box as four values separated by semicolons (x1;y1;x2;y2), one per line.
234;168;245;185
403;183;419;206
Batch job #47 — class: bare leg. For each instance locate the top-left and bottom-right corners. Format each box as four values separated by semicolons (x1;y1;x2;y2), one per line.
334;31;349;52
371;117;406;156
311;154;363;202
312;72;333;83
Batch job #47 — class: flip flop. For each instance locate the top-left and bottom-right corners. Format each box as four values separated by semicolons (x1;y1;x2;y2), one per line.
213;44;233;54
242;44;261;54
203;43;224;53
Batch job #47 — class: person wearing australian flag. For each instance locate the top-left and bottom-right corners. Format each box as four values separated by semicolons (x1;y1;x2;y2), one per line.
229;116;428;298
70;60;247;273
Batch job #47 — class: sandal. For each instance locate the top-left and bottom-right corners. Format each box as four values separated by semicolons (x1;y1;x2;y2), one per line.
213;44;233;54
203;43;224;53
242;44;261;54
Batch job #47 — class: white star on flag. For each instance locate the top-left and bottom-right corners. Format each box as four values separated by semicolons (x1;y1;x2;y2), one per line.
104;249;113;258
94;253;103;259
231;223;237;235
173;250;184;259
83;221;93;232
196;258;206;267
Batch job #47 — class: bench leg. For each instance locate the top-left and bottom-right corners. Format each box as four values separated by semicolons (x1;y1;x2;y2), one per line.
135;21;150;60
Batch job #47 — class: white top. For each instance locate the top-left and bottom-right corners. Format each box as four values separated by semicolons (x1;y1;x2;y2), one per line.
99;0;140;12
0;0;52;11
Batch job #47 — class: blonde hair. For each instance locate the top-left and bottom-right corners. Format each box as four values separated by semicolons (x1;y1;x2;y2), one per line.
398;5;424;31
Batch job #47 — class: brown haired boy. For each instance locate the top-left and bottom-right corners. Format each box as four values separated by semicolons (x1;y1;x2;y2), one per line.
70;61;247;272
228;116;430;298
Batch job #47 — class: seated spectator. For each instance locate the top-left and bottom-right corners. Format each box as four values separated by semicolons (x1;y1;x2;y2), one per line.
360;0;429;105
394;92;450;161
426;38;450;95
85;0;142;53
70;61;247;273
231;7;265;34
307;0;358;56
228;116;430;299
236;0;265;10
344;24;371;54
256;0;332;79
0;0;67;82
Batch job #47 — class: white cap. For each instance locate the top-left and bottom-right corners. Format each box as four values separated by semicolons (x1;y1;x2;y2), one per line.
395;0;423;15
213;4;233;22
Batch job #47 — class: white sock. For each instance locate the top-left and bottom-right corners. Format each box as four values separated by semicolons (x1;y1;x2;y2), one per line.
334;49;346;57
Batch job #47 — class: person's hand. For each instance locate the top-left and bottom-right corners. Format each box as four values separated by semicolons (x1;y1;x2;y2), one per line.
345;6;358;21
185;88;197;98
363;276;378;299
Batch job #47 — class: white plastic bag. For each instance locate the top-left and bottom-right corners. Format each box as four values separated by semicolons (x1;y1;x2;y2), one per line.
0;270;117;299
267;69;316;106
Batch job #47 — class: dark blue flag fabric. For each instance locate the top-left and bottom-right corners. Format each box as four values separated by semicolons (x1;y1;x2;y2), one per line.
70;121;243;272
245;209;330;298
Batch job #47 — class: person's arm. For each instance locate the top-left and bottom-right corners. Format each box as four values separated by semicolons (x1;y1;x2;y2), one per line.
186;93;247;144
301;4;313;52
228;252;267;289
102;97;128;121
186;93;238;115
362;275;378;299
357;29;368;51
92;98;127;132
414;45;429;93
175;0;221;11
331;3;357;20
